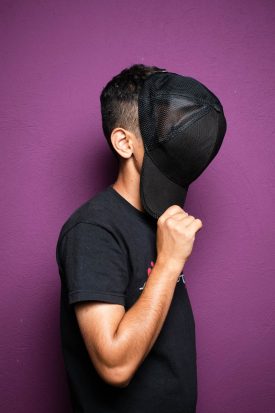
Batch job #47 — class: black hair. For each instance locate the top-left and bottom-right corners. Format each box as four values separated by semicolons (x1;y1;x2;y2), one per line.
100;63;166;160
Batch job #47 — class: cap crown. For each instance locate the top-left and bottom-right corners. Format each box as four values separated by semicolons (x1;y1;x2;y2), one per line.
138;71;227;187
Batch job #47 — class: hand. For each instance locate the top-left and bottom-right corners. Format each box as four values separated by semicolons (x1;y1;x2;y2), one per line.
156;205;203;274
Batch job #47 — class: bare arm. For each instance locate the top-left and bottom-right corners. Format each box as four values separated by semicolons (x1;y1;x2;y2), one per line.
75;258;181;387
75;204;203;388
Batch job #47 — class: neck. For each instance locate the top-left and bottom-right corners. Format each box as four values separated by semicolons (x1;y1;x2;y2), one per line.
111;158;145;213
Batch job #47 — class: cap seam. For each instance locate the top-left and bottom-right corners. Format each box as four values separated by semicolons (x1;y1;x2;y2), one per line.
157;105;213;147
144;107;213;187
147;92;220;109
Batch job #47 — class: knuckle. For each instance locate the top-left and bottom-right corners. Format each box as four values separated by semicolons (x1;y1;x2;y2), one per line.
165;217;175;228
169;205;183;213
157;216;164;226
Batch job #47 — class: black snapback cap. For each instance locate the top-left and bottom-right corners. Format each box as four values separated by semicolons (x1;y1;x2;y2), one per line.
138;71;227;219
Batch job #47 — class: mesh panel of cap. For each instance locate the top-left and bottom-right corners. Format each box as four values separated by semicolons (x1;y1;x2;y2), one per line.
138;71;227;187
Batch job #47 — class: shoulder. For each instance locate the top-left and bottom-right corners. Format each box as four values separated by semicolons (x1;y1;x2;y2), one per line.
56;186;117;248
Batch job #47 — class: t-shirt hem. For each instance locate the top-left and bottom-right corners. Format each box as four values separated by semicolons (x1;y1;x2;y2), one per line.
68;290;126;306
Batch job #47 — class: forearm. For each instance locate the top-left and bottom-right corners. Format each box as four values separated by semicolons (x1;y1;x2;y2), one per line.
110;258;183;380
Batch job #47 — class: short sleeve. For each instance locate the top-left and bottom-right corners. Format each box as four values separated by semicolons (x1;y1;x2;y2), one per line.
60;222;129;306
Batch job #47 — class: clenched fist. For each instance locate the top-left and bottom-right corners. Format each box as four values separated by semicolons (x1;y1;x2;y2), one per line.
156;205;203;275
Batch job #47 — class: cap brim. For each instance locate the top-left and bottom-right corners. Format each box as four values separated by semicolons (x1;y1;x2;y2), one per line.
140;151;189;219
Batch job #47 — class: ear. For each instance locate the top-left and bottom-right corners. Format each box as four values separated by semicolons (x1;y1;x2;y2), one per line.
110;128;133;159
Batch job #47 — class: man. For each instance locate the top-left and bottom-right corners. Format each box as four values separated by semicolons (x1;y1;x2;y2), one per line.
56;64;227;413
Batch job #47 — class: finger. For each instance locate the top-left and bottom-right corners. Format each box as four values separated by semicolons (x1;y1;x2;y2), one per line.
182;215;196;226
158;204;187;224
168;211;189;221
187;218;203;233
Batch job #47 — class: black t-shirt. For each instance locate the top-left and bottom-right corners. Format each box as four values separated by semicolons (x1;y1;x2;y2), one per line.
56;185;197;413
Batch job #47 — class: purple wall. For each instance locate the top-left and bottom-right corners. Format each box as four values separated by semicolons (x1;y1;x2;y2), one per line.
1;1;275;412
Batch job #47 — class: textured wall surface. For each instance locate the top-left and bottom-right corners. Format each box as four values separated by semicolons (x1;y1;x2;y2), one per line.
1;1;275;412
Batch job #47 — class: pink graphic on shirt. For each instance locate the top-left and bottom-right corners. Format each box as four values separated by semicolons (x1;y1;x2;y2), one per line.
147;261;155;276
139;260;185;291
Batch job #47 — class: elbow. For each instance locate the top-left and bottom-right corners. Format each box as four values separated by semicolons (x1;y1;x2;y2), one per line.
99;365;133;388
87;344;136;388
110;377;131;388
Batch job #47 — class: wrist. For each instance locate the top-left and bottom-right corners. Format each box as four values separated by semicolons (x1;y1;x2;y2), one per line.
155;256;185;278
